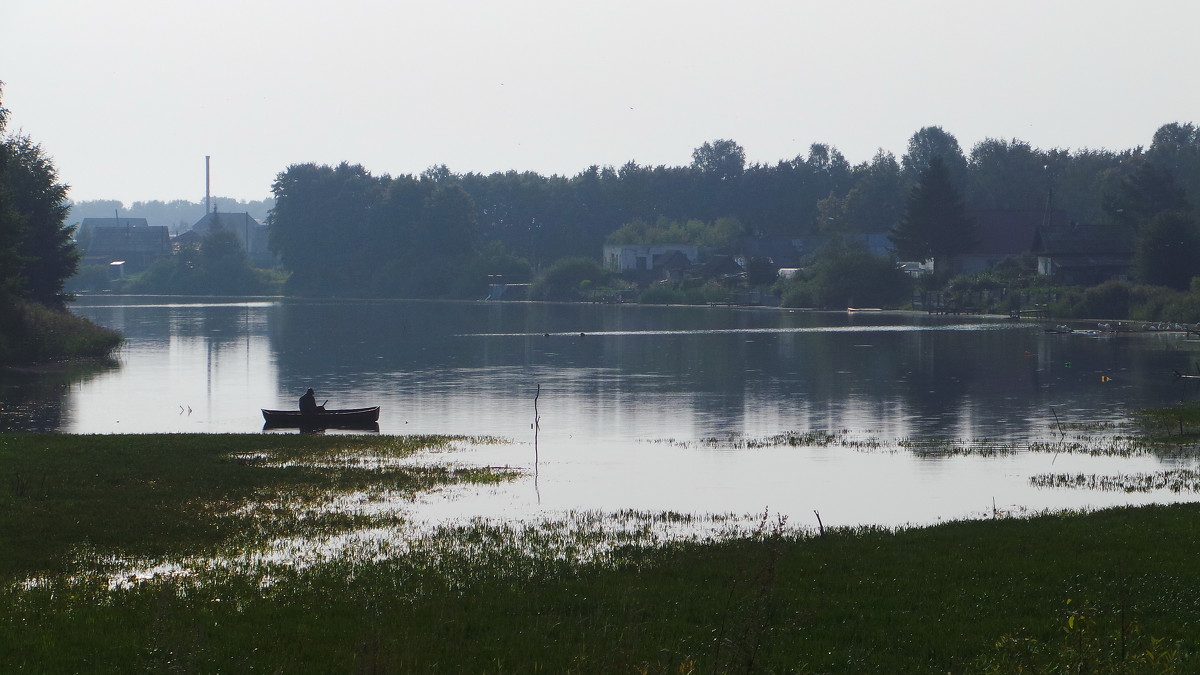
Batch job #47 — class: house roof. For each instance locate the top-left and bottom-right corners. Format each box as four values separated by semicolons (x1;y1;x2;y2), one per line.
78;217;150;236
1047;254;1132;269
1033;224;1134;256
191;211;262;235
80;217;149;228
968;210;1070;256
85;226;170;255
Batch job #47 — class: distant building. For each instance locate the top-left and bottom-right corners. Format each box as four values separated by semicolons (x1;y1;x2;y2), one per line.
933;209;1133;284
81;225;171;273
1033;222;1134;285
946;210;1056;275
604;244;701;273
77;217;150;239
735;236;816;270
187;210;275;266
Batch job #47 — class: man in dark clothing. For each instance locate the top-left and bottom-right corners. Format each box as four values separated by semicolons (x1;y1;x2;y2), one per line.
299;388;324;414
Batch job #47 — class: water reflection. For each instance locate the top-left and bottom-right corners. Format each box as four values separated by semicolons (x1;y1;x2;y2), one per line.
9;295;1199;528
52;296;1200;442
0;360;118;432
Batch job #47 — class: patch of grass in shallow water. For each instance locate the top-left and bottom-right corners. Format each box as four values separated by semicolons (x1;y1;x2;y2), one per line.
0;433;516;579
652;429;883;449
5;424;1200;672
1031;469;1200;493
898;437;1027;456
4;501;1200;673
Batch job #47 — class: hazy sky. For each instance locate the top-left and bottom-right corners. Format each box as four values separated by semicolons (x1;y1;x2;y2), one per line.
3;0;1197;204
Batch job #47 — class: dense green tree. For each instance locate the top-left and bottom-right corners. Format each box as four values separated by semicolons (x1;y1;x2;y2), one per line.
419;184;478;251
403;184;481;298
470;241;532;283
1103;161;1190;232
842;150;905;233
901;126;968;189
124;227;267;295
778;242;911;309
269;162;385;295
1042;148;1127;226
690;139;748;223
527;256;613;301
1146;122;1200;211
804;143;852;198
606;216;744;249
0;151;23;299
1134;210;1200;290
0;85;78;308
691;139;746;180
198;228;265;294
966;138;1049;211
890;157;977;270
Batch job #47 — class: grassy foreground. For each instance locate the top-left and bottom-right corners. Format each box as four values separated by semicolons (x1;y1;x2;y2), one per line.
2;433;1199;673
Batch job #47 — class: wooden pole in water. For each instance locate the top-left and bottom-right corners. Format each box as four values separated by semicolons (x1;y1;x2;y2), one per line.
533;384;541;472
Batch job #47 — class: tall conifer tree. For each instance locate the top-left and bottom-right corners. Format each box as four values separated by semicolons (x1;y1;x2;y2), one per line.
890;157;977;271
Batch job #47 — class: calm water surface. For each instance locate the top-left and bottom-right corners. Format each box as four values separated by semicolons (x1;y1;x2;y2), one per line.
6;295;1200;530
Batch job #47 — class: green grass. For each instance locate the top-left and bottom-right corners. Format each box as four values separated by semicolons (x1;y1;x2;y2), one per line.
0;433;509;578
2;433;1199;673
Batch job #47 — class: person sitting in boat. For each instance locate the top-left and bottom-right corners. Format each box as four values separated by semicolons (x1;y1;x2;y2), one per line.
299;388;325;414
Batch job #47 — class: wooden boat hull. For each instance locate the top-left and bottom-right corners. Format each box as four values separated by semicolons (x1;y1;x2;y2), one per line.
261;406;380;430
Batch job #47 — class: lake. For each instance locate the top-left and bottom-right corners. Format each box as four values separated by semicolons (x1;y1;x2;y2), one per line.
5;295;1200;531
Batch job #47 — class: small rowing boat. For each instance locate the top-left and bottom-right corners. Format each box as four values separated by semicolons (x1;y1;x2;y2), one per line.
261;406;380;430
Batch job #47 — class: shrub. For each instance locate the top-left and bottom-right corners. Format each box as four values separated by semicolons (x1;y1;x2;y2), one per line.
638;284;685;305
528;257;615;301
0;299;122;365
778;249;910;309
1052;281;1132;319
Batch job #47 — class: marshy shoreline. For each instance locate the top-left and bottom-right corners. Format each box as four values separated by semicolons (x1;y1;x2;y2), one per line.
2;429;1198;672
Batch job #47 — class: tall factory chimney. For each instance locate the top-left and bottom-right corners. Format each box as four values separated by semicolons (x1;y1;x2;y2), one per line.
205;156;211;214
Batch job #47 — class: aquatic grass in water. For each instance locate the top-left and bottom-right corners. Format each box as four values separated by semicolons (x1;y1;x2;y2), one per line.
1134;402;1200;437
0;433;517;580
898;437;1028;457
1031;469;1200;493
6;419;1200;672
651;429;883;450
7;500;1200;672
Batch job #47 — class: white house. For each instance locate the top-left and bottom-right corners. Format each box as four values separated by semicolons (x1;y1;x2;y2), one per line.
603;244;701;272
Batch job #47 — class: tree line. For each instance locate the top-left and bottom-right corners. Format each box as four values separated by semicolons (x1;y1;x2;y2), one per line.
269;124;1200;298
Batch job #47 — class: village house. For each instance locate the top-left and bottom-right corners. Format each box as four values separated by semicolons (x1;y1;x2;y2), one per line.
949;210;1057;275
945;209;1133;284
184;210;275;267
78;217;170;274
1033;223;1134;285
603;244;701;273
